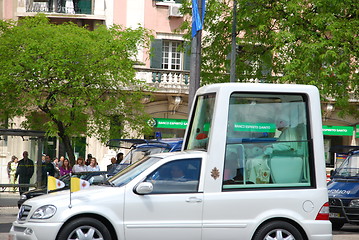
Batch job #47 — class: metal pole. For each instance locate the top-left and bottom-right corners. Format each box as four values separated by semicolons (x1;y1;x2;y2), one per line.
230;0;237;82
188;0;202;113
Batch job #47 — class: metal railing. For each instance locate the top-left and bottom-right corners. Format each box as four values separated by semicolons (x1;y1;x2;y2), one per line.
26;0;92;14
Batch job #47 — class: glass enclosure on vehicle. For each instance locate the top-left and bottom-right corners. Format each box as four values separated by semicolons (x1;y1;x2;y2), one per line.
185;94;215;150
223;93;312;188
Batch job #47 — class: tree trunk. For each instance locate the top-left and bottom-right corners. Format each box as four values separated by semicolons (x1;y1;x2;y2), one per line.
59;134;76;166
55;120;76;166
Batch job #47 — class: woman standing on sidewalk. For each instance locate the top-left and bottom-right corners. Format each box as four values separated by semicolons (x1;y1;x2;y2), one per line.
9;156;19;192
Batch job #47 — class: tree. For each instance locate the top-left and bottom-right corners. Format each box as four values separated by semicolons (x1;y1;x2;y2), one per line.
180;0;359;116
0;15;153;164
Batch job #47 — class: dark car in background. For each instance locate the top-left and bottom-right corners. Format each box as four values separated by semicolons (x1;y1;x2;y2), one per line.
18;171;108;208
328;150;359;230
107;138;183;175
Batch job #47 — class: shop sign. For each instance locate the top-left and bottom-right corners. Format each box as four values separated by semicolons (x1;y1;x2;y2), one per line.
234;122;276;132
322;125;354;136
152;118;188;129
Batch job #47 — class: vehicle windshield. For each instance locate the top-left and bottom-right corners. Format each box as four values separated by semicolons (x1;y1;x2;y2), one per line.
109;156;162;187
185;93;216;150
334;153;359;178
120;147;167;164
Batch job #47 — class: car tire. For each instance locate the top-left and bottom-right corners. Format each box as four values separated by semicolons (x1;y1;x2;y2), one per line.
253;221;303;240
331;221;344;230
57;217;112;240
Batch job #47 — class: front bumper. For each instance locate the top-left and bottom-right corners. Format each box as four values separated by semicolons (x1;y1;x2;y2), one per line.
9;220;62;240
329;197;359;224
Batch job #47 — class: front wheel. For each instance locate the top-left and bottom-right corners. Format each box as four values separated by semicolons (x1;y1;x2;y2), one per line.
57;217;112;240
253;221;303;240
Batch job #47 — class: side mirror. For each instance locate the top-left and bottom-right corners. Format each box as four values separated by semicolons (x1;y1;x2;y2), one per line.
134;182;154;195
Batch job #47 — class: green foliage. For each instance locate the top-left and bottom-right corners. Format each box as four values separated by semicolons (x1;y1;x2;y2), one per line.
0;14;153;160
180;0;359;115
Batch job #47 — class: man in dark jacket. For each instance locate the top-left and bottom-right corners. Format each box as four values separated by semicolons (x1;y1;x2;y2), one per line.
15;151;34;195
41;155;56;187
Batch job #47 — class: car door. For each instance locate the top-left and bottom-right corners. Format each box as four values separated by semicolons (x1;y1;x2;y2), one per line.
124;158;203;240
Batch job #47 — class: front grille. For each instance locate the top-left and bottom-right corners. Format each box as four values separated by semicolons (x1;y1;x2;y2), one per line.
18;205;32;221
329;197;359;223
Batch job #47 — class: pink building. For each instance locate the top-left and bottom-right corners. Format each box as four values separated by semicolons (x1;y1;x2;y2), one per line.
0;0;190;167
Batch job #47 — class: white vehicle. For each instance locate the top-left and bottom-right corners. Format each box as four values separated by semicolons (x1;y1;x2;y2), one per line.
10;83;332;240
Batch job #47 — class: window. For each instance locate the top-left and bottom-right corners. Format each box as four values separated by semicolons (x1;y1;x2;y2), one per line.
145;158;201;193
223;93;312;189
185;94;216;151
150;39;190;70
162;41;182;70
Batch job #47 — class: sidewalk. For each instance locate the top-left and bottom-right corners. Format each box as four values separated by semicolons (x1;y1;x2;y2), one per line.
0;206;17;240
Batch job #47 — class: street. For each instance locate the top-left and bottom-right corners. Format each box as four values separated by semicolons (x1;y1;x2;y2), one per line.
0;192;358;240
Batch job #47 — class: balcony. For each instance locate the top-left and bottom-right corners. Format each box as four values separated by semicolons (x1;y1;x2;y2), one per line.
135;67;189;94
17;0;105;20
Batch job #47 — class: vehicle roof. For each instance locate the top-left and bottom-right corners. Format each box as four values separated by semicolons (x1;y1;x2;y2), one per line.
107;138;183;150
149;150;205;159
196;82;319;95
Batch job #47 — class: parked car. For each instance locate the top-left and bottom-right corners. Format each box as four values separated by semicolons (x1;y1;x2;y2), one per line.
18;171;108;208
328;149;359;230
107;138;183;175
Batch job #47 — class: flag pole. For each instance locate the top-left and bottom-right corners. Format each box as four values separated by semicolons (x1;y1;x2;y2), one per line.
69;173;72;209
188;0;203;113
46;172;49;194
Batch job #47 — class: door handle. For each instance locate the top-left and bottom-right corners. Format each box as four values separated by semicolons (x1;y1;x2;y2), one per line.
186;197;202;203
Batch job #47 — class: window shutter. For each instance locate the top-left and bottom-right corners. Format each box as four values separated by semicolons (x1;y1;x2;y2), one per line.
183;41;191;71
150;39;163;69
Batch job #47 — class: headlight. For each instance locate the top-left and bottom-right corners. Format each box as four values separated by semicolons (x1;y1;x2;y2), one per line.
20;194;27;200
31;205;57;219
349;199;359;208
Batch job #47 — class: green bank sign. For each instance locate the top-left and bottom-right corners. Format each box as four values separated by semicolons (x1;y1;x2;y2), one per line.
150;119;358;137
322;125;354;136
152;118;188;129
234;123;276;132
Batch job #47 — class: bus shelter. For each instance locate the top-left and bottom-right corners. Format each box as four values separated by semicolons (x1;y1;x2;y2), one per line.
0;129;45;192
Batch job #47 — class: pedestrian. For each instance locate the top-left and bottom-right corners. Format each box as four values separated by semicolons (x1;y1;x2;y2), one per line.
41;155;56;186
85;153;92;166
15;151;34;195
87;157;100;171
59;158;72;176
58;156;65;168
72;157;87;173
116;152;124;164
9;156;19;192
52;157;60;178
107;157;117;172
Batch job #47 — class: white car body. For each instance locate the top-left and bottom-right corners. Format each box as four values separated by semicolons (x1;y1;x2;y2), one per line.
10;83;332;240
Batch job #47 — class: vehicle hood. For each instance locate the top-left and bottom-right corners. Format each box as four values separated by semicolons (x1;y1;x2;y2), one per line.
327;179;359;198
24;185;121;208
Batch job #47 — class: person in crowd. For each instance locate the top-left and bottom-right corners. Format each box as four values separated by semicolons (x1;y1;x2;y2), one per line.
85;153;92;166
15;151;34;195
73;157;87;173
107;157;117;172
9;156;19;192
52;157;60;178
41;155;56;186
58;156;65;168
59;158;72;176
116;152;124;164
87;157;100;171
5;156;16;192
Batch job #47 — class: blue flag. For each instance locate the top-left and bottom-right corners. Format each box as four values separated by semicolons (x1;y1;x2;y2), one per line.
192;0;206;38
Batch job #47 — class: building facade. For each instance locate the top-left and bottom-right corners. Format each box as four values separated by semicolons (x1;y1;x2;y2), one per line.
0;0;358;185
